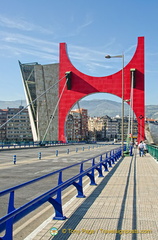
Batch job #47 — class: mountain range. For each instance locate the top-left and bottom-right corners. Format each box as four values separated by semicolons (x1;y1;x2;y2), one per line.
0;99;158;120
75;100;158;119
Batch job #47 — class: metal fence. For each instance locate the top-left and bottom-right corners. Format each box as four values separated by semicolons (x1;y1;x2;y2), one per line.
147;144;158;160
0;147;122;240
0;141;67;150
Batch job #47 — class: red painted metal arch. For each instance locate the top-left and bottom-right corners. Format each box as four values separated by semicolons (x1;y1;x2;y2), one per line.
59;37;145;142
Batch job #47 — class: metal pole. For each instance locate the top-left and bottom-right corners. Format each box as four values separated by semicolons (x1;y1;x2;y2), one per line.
105;54;124;156
122;55;124;156
131;71;134;144
130;68;136;144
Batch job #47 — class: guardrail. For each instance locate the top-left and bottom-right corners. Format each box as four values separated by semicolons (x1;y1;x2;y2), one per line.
0;141;67;150
0;141;102;150
147;144;158;160
0;147;122;240
0;141;117;151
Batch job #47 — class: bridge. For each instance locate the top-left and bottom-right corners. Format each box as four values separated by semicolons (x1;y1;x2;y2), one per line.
1;36;155;239
0;143;158;239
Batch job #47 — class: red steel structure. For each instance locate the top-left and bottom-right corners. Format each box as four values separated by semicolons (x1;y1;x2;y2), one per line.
59;37;145;143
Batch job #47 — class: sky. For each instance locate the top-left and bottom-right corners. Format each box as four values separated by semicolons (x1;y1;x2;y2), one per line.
0;0;158;105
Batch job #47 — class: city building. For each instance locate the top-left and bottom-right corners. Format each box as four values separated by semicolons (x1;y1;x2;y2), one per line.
0;106;33;142
66;114;75;141
115;116;138;141
74;108;88;140
0;102;138;143
66;108;88;141
0;109;8;142
105;117;119;141
87;115;138;142
88;117;106;141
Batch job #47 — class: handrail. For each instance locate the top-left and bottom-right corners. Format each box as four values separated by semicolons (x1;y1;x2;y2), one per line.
0;141;67;150
147;144;158;160
0;147;122;240
0;141;114;150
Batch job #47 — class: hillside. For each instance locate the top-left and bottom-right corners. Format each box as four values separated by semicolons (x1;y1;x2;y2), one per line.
75;99;158;119
0;99;158;119
145;105;158;119
76;99;126;117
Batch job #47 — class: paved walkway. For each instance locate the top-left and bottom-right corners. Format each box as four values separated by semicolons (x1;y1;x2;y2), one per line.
25;149;158;240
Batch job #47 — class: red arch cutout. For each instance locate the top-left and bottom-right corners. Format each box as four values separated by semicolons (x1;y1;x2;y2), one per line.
59;37;145;143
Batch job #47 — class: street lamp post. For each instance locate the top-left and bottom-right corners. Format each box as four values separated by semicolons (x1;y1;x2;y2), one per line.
105;54;124;156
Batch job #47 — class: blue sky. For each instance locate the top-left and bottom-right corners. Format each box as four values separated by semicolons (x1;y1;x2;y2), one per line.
0;0;158;105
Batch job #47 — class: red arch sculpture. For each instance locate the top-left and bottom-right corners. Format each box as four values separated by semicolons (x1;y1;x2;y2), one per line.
59;37;145;143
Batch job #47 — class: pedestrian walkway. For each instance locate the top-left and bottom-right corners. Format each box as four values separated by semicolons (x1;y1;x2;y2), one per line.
26;149;158;240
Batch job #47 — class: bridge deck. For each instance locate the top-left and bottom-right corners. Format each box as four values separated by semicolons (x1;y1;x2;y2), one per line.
26;150;158;240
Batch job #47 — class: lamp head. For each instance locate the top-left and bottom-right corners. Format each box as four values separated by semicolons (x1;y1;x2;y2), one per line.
105;55;111;59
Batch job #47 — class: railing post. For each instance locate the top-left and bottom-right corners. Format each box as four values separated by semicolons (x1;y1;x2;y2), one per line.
48;172;66;220
38;152;41;160
104;153;109;171
107;154;112;167
55;150;58;156
114;151;118;162
2;191;15;240
87;158;97;185
73;163;86;198
110;151;115;164
96;155;104;177
13;155;16;165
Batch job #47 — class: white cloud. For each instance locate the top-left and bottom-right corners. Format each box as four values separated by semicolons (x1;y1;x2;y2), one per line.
0;31;106;64
0;31;59;62
57;13;94;38
0;14;53;34
0;28;136;75
77;15;93;33
1;31;57;48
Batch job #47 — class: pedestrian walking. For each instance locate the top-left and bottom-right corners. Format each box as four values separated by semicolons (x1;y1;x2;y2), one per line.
138;141;144;157
135;141;138;149
143;141;147;156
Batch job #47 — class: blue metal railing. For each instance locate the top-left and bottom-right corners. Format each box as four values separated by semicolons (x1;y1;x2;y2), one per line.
0;147;122;240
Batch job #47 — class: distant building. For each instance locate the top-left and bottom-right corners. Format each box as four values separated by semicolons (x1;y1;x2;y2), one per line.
74;108;88;140
88;115;138;141
66;114;75;141
88;117;106;141
117;116;138;140
88;115;123;141
0;106;33;142
66;108;88;141
105;117;119;141
0;109;7;141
